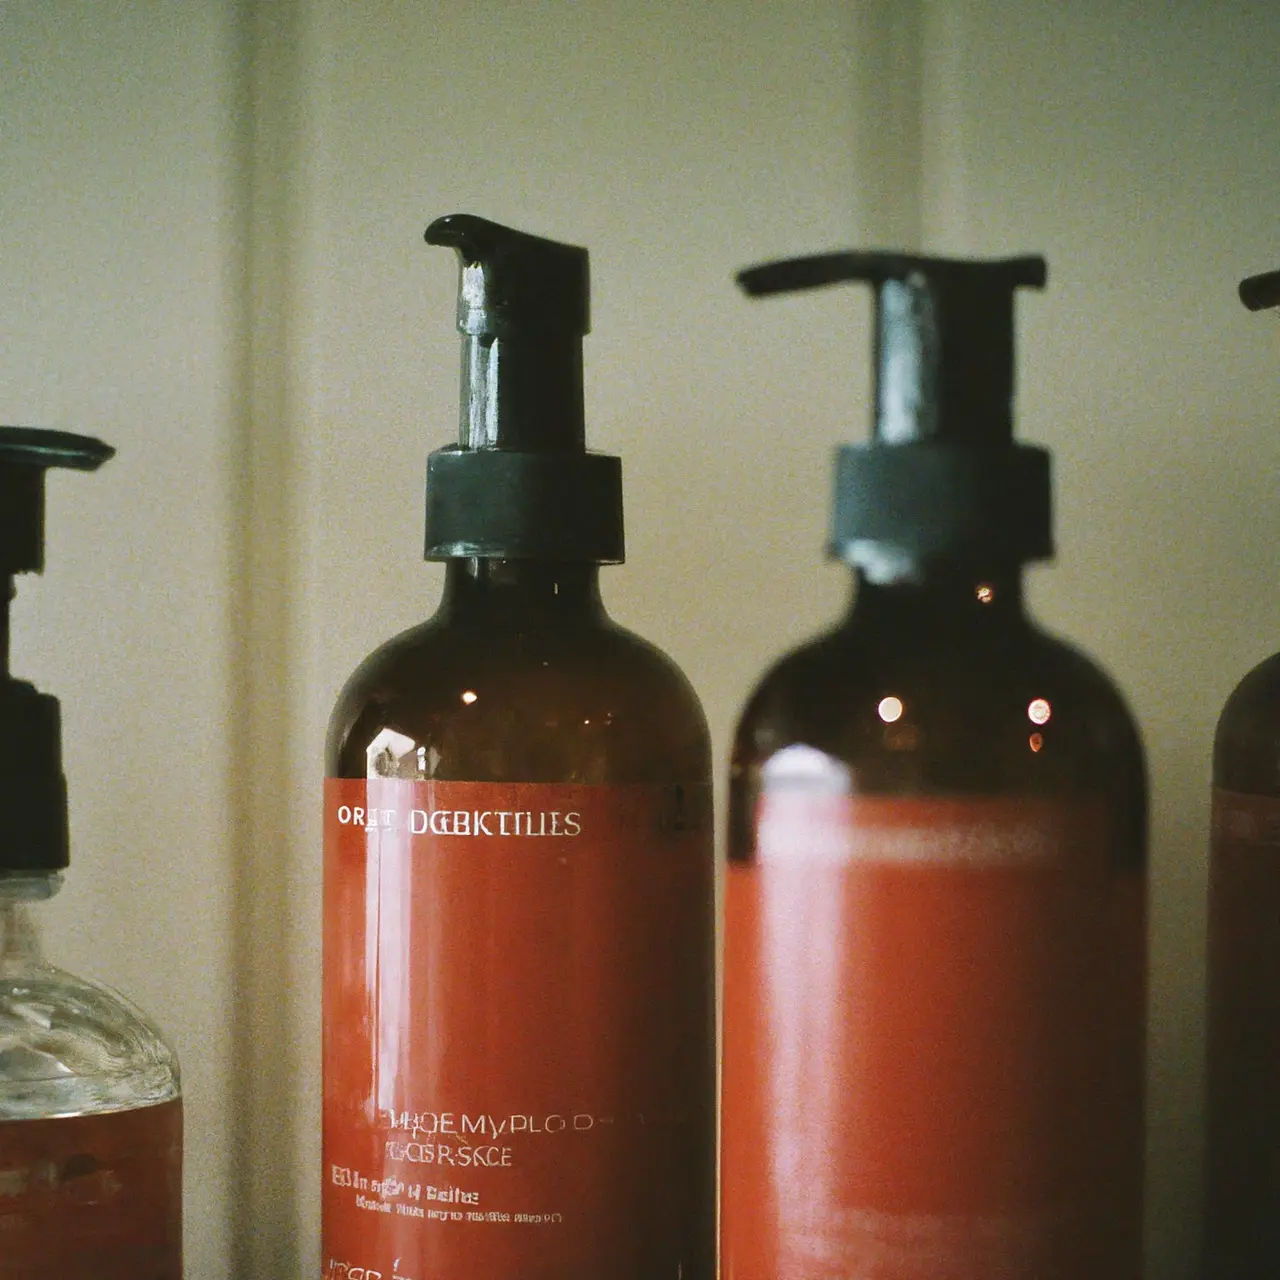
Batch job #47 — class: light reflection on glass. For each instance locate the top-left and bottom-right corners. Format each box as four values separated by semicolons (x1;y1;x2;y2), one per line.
976;584;994;604
1029;732;1044;753
877;696;904;724
761;744;852;794
762;829;845;1216
366;727;417;779
461;690;478;705
366;778;411;1116
1028;698;1051;725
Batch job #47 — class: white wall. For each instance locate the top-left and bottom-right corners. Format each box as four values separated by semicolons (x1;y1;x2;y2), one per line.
2;2;1276;1276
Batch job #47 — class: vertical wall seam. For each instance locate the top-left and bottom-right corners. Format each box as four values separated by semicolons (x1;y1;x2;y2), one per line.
229;0;302;1274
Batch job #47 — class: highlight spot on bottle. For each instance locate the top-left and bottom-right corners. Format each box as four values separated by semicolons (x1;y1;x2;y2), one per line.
1028;697;1051;725
1029;732;1044;753
461;690;478;705
976;583;995;604
877;696;904;724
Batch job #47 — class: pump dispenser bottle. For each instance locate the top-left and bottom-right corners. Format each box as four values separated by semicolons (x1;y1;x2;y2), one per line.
1204;266;1280;1280
0;428;182;1279
323;216;714;1280
720;254;1147;1280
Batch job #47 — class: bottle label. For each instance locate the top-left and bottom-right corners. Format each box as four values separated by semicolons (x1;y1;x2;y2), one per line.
0;1097;182;1279
721;793;1145;1280
322;779;714;1280
1205;788;1280;1266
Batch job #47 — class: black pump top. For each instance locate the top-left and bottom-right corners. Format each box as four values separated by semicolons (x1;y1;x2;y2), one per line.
427;213;590;341
1240;268;1280;312
738;250;1052;569
421;214;624;563
0;426;114;873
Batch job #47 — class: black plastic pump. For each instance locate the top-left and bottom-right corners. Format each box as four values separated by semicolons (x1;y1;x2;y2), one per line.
0;426;113;872
737;250;1052;568
1240;268;1280;312
421;214;624;563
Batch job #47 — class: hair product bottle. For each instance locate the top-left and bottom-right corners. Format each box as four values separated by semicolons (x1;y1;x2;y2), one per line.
0;428;182;1280
1204;266;1280;1280
720;253;1147;1280
322;216;715;1280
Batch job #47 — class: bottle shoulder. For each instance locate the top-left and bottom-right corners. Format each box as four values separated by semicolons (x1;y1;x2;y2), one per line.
1216;650;1280;731
328;610;710;784
740;616;1136;734
1;961;181;1121
1213;650;1280;792
733;614;1144;795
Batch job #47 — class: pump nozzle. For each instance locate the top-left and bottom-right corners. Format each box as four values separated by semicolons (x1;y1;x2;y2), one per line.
426;213;590;340
1240;268;1280;313
739;251;1045;446
0;427;113;580
736;249;1052;567
0;425;113;872
421;214;623;563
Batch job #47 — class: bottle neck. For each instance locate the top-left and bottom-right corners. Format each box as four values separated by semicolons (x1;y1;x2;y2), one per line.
846;562;1027;629
0;871;59;972
438;559;606;625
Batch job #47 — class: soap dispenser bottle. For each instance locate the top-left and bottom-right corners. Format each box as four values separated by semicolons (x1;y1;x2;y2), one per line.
0;428;182;1279
323;216;715;1280
720;254;1147;1280
1204;266;1280;1280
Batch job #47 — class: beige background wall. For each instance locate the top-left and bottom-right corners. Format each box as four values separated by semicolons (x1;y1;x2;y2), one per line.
2;2;1276;1276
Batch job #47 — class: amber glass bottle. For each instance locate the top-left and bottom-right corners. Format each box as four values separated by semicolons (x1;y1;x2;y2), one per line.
720;254;1147;1280
1204;266;1280;1280
322;216;714;1280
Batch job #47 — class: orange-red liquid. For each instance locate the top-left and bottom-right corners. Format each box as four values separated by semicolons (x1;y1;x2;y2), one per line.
0;1097;181;1279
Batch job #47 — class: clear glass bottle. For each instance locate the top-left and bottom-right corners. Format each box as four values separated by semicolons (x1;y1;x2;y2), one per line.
0;427;182;1279
1;872;182;1279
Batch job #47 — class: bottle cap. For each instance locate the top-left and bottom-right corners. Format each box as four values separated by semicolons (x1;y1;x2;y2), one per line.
738;251;1052;567
0;427;113;872
421;214;624;563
